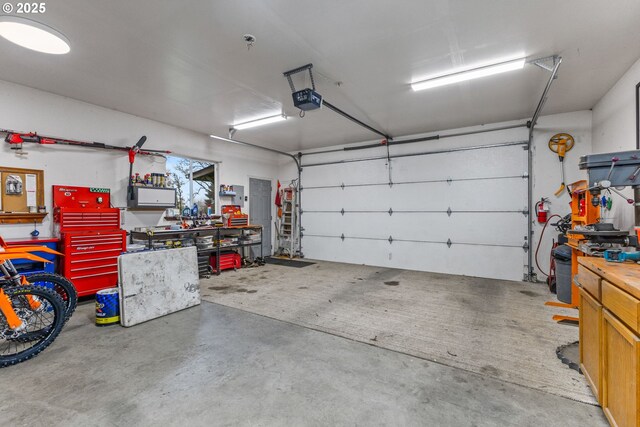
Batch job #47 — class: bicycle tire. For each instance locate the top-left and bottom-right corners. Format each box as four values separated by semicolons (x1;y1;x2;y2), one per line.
25;273;77;322
0;285;65;368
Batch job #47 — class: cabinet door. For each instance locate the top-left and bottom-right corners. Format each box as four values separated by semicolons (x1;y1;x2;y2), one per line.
580;288;602;403
603;309;640;427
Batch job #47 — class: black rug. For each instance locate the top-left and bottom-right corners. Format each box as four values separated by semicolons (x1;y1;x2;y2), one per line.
265;257;315;268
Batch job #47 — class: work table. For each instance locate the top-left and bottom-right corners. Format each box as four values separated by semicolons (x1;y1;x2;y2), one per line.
129;225;263;278
579;257;640;300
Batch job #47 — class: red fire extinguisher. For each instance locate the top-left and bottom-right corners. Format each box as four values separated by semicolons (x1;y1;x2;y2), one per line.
535;198;549;223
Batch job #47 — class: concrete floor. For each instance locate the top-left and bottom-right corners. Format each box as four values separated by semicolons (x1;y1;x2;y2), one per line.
1;301;606;427
201;261;594;403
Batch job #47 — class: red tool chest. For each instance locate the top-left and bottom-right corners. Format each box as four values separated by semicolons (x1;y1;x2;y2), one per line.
210;251;241;272
53;186;125;297
221;205;249;227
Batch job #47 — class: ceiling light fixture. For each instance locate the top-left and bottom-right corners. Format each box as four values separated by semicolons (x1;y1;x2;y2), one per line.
0;16;70;54
232;114;287;131
411;58;525;91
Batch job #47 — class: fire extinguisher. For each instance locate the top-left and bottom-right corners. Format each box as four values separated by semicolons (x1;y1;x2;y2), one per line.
535;198;549;223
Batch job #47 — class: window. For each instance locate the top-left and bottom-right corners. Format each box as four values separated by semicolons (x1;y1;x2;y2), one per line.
166;156;215;214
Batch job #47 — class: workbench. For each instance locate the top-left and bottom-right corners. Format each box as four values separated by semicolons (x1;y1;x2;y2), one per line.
578;257;640;427
129;225;262;278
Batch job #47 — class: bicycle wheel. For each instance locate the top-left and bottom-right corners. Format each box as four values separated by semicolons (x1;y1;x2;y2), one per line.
25;273;77;322
0;285;65;368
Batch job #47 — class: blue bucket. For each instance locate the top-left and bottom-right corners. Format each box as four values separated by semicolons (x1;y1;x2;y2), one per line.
96;288;120;326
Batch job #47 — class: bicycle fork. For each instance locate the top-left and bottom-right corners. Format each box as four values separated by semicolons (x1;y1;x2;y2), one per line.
0;288;23;330
0;261;41;331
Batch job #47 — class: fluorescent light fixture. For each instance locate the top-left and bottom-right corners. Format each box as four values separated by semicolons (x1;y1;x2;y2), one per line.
232;114;287;130
411;58;525;91
0;16;70;54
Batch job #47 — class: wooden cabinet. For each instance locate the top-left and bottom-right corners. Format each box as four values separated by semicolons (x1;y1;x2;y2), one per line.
579;264;602;300
578;257;640;427
602;279;640;334
579;288;602;403
602;309;640;427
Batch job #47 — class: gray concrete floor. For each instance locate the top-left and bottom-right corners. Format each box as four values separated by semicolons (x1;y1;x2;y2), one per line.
1;300;606;427
201;261;594;403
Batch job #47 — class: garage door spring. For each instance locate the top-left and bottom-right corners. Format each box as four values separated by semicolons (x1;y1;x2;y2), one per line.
302;174;527;190
302;233;527;250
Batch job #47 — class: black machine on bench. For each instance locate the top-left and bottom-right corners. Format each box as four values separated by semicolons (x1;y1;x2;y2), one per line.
576;150;640;261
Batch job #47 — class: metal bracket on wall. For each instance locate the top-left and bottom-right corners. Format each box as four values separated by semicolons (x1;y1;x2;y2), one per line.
388;236;393;244
447;239;452;248
530;55;560;77
447;207;452;217
446;177;452;185
340;183;345;190
388;208;393;216
522;209;529;216
340;208;345;216
522;241;529;252
340;233;345;241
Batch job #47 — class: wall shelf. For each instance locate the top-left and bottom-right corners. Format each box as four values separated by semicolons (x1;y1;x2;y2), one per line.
0;212;48;224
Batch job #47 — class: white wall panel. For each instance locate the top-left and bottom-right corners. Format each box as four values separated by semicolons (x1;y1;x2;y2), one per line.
0;80;279;242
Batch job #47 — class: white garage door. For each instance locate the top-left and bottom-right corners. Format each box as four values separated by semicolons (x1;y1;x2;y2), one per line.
300;141;529;282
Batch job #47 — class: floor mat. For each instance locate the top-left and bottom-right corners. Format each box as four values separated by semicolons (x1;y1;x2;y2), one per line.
264;257;315;268
200;260;596;404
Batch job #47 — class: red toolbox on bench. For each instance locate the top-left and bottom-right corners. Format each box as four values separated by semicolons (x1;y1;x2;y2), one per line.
210;251;241;272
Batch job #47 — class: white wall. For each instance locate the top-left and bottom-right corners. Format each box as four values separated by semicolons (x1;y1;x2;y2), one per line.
0;80;279;245
592;57;640;231
280;110;593;281
531;111;593;278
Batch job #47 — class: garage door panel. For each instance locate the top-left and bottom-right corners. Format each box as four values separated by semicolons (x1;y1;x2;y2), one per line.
302;237;525;281
391;145;526;182
304;178;527;212
304;212;525;245
300;141;528;282
303;160;388;187
302;188;348;211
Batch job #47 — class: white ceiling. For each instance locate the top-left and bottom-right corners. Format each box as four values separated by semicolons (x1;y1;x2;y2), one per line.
1;0;639;151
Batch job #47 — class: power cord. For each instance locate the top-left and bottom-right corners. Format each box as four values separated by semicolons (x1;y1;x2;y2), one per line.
534;214;562;278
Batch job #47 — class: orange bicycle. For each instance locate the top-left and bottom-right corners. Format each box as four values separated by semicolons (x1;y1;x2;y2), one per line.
0;240;66;367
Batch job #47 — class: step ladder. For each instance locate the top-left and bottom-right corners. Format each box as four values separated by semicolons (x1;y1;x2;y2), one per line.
275;181;299;258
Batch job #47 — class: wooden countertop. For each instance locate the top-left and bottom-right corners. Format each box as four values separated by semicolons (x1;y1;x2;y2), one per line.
579;256;640;300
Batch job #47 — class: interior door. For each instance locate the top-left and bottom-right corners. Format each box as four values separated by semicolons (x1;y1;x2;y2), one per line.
249;178;272;257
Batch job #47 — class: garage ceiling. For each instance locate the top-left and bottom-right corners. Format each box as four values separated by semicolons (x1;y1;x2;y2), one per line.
0;0;639;151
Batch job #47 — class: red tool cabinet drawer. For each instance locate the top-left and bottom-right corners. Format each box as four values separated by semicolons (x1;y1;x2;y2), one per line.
61;230;126;297
210;252;241;272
